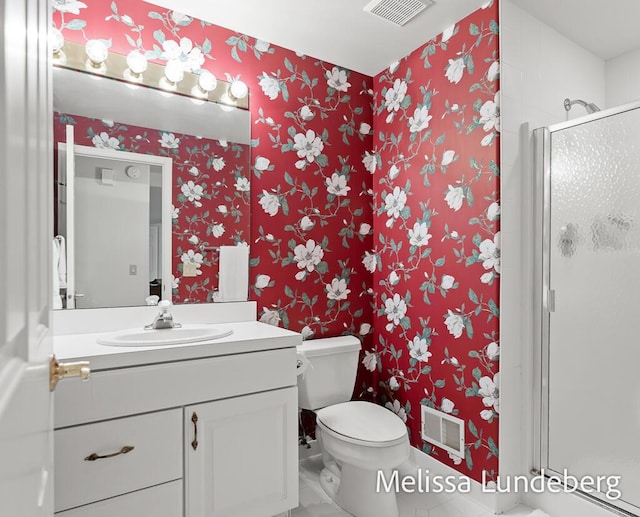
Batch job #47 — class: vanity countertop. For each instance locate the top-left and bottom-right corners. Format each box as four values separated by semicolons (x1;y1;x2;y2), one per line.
54;320;301;370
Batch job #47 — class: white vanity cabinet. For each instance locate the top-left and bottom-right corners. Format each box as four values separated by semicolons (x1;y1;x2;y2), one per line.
53;320;301;517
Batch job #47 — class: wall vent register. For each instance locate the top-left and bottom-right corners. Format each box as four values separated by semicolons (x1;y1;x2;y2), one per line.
421;405;464;457
364;0;435;26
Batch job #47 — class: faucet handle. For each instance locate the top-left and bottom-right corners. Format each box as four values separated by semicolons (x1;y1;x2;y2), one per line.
158;300;172;313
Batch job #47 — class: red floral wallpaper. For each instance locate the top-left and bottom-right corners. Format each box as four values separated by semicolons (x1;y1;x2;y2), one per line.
52;1;375;343
53;112;251;302
368;4;501;482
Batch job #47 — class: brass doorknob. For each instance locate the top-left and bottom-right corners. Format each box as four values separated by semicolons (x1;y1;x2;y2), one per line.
49;355;91;391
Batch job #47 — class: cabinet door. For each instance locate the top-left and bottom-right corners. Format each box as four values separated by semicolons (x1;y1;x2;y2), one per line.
185;387;298;517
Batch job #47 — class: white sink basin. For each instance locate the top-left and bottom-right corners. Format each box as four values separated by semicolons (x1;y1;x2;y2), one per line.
97;325;233;347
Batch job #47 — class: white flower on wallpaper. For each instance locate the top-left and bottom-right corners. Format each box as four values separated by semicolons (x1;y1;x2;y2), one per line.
445;57;465;84
53;0;87;14
293;129;324;165
326;67;351;92
441;24;456;43
210;156;225;171
486;341;500;361
384;293;407;326
326;278;351;301
359;323;371;336
408;222;432;247
300;106;314;121
362;151;378;174
181;249;203;274
479;373;500;420
299;215;314;231
448;452;463;466
441;398;455;414
171;274;179;290
217;205;227;214
362;251;377;273
388;271;400;286
159;132;180;149
234;177;250;192
389;376;400;391
171;204;179;220
259;308;281;326
259;190;280;216
255;274;271;289
487;201;500;221
487;61;500;81
408;105;433;133
91;132;120;150
254;156;271;172
384;186;407;225
181;181;204;205
441;150;456;166
188;235;199;245
359;122;371;135
388;164;400;180
441;274;455;290
254;39;271;52
362;350;377;372
259;73;281;100
359;223;371;235
325;173;350;196
444;310;465;338
301;325;314;340
210;223;225;238
478;231;501;273
479;92;500;132
408;336;432;362
385;399;407;423
161;38;204;72
444;185;465;211
189;166;199;177
170;11;191;24
385;78;408;113
293;239;324;272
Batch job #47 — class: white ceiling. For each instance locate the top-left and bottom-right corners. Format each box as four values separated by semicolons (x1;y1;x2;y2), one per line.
145;0;640;76
144;0;487;76
510;0;640;61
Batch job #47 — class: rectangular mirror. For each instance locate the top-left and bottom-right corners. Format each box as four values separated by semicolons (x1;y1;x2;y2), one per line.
52;65;251;309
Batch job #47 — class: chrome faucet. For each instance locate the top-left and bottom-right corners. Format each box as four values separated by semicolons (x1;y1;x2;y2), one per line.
145;300;182;330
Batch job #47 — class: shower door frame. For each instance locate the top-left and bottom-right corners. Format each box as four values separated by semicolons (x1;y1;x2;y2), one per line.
533;99;640;517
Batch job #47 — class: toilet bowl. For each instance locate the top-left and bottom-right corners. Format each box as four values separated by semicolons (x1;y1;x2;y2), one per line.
316;401;410;517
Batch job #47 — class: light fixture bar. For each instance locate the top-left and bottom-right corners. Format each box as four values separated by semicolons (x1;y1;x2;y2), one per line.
54;41;249;110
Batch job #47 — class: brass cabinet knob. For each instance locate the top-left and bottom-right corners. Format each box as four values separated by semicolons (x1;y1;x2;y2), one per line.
50;355;91;391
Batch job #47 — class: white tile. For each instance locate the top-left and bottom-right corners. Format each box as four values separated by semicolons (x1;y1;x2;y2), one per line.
426;495;487;517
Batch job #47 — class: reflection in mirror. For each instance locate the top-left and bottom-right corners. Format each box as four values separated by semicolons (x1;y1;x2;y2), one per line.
53;64;251;309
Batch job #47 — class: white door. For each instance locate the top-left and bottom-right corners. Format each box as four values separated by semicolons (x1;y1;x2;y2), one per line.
185;388;298;517
0;0;54;515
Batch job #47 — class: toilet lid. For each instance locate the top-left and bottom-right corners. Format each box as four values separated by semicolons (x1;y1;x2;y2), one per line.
316;401;407;445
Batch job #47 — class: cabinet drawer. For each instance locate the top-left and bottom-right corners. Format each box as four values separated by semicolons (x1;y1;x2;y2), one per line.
55;409;182;512
55;480;182;517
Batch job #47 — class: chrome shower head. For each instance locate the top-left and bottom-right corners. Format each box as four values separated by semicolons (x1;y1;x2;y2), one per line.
564;98;601;114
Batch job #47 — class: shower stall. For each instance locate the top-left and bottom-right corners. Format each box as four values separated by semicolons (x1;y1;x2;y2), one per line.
534;101;640;515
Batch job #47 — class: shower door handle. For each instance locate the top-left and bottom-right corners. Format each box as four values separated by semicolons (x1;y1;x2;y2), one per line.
547;289;556;312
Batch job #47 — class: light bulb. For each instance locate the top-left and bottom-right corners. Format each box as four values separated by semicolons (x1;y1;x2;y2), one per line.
50;28;64;54
229;80;248;101
160;60;183;90
198;71;217;92
126;51;147;74
85;39;108;74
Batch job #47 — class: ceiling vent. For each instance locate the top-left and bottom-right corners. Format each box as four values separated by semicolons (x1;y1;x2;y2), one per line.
364;0;435;27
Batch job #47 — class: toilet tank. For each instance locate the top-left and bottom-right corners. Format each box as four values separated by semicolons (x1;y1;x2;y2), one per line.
296;336;362;410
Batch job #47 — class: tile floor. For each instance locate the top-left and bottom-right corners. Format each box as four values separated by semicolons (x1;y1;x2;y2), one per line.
292;456;537;517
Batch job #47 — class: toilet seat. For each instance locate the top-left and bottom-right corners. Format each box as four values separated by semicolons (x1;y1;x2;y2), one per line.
316;401;408;448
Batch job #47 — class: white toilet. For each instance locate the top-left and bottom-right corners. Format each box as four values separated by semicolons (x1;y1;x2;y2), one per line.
297;336;410;517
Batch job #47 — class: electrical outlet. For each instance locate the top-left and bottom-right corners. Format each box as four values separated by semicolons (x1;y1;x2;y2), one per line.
129;264;137;275
183;262;198;277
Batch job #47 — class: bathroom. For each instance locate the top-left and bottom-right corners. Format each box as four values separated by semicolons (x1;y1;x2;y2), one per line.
1;0;639;516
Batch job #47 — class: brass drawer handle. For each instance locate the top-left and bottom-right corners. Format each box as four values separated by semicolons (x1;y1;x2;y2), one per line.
191;412;198;451
84;445;134;462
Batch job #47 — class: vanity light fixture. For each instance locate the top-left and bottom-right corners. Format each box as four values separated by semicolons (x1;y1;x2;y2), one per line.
191;70;218;99
159;60;184;91
53;40;248;109
50;28;66;65
123;50;147;83
85;39;108;74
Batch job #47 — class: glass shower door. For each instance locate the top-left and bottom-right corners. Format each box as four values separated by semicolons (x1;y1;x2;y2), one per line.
543;104;640;513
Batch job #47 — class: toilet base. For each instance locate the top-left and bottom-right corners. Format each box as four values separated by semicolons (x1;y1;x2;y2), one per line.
327;464;400;517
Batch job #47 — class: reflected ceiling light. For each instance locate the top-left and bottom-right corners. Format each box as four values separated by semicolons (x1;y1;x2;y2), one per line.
123;50;147;82
85;39;108;74
191;70;217;99
159;60;184;91
229;80;248;101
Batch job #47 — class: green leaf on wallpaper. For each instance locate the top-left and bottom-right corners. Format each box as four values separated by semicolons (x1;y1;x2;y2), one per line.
468;289;479;304
468;217;481;226
237;38;247;52
400;95;412;110
488;437;499;458
469;83;482;92
434;134;446;146
468;420;479;439
465;54;475;75
281;312;290;329
62;19;85;31
469;23;480;36
202;38;212;55
125;34;136;48
488;299;500;318
472;233;482;246
284;57;295;73
153;29;166;44
284;285;295;299
147;11;163;20
490;20;500;35
230;46;241;63
316;261;329;275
